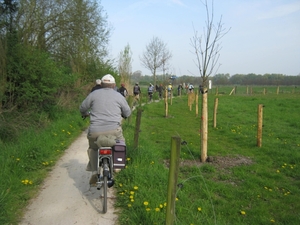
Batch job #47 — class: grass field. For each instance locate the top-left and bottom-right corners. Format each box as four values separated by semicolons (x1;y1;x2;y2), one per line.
116;86;300;225
0;109;88;225
0;85;299;225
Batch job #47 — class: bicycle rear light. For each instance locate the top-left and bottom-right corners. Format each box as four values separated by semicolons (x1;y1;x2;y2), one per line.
99;149;112;155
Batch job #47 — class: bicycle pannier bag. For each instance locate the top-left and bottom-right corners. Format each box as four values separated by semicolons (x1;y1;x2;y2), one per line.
113;140;126;169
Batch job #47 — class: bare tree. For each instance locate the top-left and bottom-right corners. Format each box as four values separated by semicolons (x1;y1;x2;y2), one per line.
191;0;230;162
118;43;133;92
140;36;172;87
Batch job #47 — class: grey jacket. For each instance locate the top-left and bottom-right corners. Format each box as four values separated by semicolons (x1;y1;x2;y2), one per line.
80;88;131;133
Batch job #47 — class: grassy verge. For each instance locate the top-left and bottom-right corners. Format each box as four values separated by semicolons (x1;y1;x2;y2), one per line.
116;89;300;225
0;109;88;225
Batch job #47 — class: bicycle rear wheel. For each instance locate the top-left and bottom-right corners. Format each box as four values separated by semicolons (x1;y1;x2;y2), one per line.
100;175;108;213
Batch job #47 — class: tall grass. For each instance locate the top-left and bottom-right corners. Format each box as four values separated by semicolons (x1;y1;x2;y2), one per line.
116;88;300;225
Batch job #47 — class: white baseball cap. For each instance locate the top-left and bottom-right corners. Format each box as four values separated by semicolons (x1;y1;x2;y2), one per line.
101;74;115;84
95;79;101;85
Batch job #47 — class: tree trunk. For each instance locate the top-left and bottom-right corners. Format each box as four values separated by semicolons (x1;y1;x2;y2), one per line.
201;88;208;162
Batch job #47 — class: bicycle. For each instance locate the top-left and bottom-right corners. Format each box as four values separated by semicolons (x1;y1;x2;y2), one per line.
95;137;126;213
82;116;126;213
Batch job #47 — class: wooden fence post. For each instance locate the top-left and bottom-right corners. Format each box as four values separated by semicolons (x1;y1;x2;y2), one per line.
165;89;168;117
257;104;263;147
213;98;218;128
229;87;235;95
133;108;142;149
196;92;198;117
165;136;181;225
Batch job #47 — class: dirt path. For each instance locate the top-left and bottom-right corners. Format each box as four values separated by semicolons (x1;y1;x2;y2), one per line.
20;130;118;225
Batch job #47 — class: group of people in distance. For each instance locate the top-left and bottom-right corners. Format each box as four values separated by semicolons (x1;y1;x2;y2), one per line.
80;75;207;186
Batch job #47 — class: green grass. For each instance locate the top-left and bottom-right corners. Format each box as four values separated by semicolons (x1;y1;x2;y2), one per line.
0;109;88;225
116;88;300;225
1;86;299;225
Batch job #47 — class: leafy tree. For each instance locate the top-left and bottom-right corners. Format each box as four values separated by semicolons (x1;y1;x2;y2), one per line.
118;44;133;90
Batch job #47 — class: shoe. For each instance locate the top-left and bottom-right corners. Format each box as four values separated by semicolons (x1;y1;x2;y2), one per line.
89;172;98;186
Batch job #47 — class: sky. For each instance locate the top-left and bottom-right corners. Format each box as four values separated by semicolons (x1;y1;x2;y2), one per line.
100;0;300;76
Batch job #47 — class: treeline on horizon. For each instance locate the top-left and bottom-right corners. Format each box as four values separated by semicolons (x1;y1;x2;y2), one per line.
132;72;300;86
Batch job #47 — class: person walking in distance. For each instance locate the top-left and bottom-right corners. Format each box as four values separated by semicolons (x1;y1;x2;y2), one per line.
177;83;183;96
133;83;141;99
91;79;102;92
157;84;164;99
80;74;131;186
118;83;128;97
148;83;154;101
167;83;173;98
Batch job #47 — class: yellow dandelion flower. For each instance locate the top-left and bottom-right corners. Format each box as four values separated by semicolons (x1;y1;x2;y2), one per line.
197;207;202;212
16;158;20;161
130;191;134;195
128;204;132;207
131;199;134;202
144;201;149;206
164;202;167;207
146;208;151;211
133;186;138;190
126;158;131;161
155;208;160;212
240;211;246;215
119;183;123;187
270;219;275;223
62;129;65;132
276;170;280;173
129;195;134;199
176;198;178;201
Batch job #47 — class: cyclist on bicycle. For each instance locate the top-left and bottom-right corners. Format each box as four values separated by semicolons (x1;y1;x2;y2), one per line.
79;74;131;185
